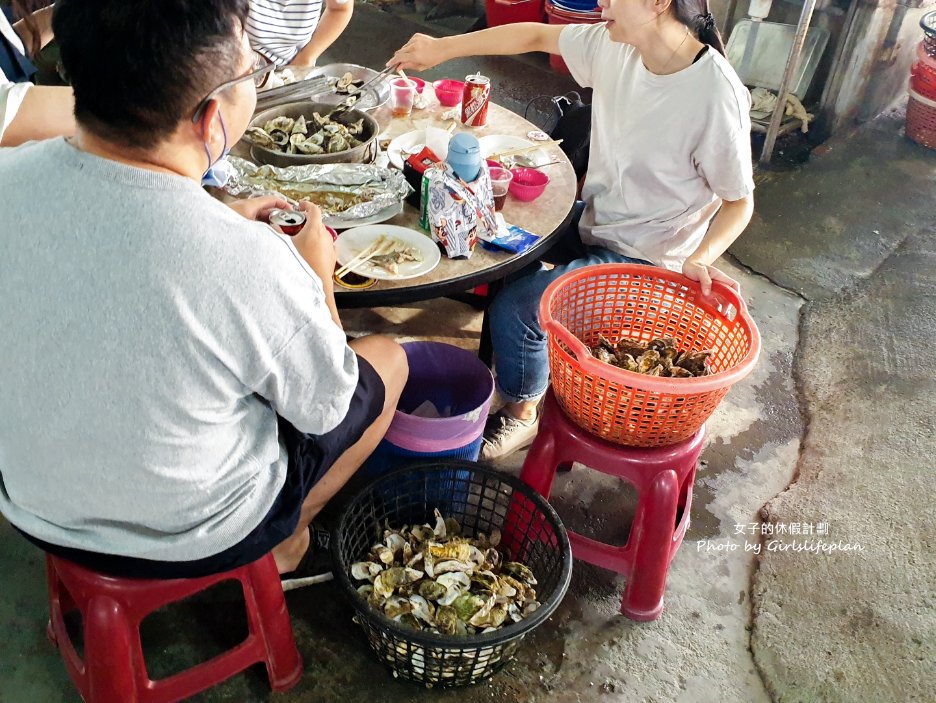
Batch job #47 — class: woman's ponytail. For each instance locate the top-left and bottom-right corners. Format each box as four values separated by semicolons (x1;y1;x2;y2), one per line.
674;0;726;56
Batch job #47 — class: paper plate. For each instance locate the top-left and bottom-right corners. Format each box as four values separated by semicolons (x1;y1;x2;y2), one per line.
335;224;441;280
386;128;452;170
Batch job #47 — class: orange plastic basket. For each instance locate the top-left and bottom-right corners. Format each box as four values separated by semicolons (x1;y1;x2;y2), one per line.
540;264;761;447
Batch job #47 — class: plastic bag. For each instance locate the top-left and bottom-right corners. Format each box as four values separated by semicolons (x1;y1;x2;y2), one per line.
425;164;498;259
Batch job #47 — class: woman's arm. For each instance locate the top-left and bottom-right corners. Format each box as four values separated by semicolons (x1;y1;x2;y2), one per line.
290;0;354;67
681;194;754;295
390;23;564;71
1;85;75;146
12;4;55;53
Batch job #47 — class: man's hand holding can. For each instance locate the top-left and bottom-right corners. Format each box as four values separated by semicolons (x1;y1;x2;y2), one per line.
227;194;291;223
290;202;338;286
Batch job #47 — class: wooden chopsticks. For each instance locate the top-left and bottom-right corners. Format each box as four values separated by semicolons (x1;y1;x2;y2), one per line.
487;139;564;162
335;236;389;279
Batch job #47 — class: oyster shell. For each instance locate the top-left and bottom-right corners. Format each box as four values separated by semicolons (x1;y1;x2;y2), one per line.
264;116;295;133
244;127;275;148
291;115;308;135
336;71;354;90
351;561;382;581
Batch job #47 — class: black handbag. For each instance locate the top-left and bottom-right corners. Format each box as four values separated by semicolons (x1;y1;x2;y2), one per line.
525;91;591;181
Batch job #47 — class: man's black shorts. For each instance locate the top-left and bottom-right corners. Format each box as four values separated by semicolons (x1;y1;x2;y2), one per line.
18;356;385;579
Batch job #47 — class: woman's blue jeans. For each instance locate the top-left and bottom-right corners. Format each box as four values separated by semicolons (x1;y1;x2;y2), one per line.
488;205;651;403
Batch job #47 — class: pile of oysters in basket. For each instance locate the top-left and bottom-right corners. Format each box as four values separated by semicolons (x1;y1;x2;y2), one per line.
590;335;713;377
245;113;366;155
350;509;541;636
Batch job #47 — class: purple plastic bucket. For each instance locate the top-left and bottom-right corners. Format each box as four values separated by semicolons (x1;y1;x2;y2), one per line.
384;341;494;453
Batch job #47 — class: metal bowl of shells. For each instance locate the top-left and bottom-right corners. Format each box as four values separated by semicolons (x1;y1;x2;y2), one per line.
332;461;573;688
244;101;380;168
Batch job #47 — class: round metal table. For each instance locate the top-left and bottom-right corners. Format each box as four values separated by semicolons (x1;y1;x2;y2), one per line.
333;98;578;360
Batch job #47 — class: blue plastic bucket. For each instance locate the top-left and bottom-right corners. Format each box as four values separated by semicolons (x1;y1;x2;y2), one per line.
363;342;494;512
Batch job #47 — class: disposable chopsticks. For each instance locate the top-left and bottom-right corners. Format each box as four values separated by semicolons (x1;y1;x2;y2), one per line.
335;235;389;279
487;139;564;161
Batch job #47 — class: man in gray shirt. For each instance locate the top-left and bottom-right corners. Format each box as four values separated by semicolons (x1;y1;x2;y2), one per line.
0;0;407;585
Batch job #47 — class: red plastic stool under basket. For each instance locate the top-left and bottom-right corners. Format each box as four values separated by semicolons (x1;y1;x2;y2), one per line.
519;391;705;620
540;263;760;448
907;84;936;149
45;553;302;702
911;42;936;98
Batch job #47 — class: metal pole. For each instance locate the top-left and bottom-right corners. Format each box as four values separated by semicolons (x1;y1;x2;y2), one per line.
759;0;819;165
723;0;741;39
818;0;861;119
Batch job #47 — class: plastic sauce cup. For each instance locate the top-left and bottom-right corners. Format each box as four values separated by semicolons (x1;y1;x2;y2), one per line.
390;78;418;118
488;166;513;211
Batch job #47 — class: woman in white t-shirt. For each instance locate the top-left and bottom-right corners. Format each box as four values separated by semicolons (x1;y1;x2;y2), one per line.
0;1;74;146
390;0;755;460
246;0;353;66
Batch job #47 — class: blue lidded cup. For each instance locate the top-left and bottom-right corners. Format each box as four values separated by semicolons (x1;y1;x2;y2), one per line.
446;133;482;183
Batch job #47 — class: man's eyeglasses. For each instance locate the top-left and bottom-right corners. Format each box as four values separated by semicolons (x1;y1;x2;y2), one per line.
192;52;275;123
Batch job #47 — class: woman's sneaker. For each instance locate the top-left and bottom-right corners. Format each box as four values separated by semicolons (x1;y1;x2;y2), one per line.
479;410;539;462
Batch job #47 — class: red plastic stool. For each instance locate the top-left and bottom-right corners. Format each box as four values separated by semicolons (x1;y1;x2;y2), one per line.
519;391;705;621
45;552;303;702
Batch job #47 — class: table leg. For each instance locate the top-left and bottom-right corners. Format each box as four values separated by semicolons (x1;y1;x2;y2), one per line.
478;278;505;367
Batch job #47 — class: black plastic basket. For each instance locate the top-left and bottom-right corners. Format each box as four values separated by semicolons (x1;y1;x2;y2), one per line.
922;11;936;57
332;461;573;687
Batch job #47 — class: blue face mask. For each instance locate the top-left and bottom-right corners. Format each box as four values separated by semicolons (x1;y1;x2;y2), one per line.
201;110;231;187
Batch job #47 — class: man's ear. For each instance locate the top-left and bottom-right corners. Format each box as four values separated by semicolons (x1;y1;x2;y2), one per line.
195;99;221;141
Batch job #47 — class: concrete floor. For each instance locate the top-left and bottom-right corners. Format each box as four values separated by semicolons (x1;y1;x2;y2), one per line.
2;6;934;703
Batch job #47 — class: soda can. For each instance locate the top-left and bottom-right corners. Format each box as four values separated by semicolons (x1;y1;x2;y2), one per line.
461;74;491;128
268;208;306;236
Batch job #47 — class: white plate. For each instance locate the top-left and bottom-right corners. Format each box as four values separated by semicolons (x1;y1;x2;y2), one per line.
323;200;404;230
336;224;441;280
386;128;452;170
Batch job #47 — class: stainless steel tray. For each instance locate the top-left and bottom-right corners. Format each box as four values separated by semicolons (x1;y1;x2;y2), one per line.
306;63;392;111
254;63;390;113
725;20;830;100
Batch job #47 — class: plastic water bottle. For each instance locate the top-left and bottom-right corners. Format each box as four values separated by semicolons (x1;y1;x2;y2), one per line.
446;133;482;182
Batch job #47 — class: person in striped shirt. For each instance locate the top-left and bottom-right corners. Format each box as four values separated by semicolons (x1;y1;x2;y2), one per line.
246;0;353;67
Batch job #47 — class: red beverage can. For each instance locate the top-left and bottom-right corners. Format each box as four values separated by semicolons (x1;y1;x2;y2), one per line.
461;74;491;128
268;208;306;236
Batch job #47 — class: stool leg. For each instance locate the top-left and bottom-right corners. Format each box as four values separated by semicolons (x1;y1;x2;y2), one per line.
519;428;560;500
247;559;303;692
84;595;139;703
621;469;679;622
498;427;564;562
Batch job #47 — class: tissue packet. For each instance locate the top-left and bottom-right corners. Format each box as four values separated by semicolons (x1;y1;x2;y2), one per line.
484;223;541;254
